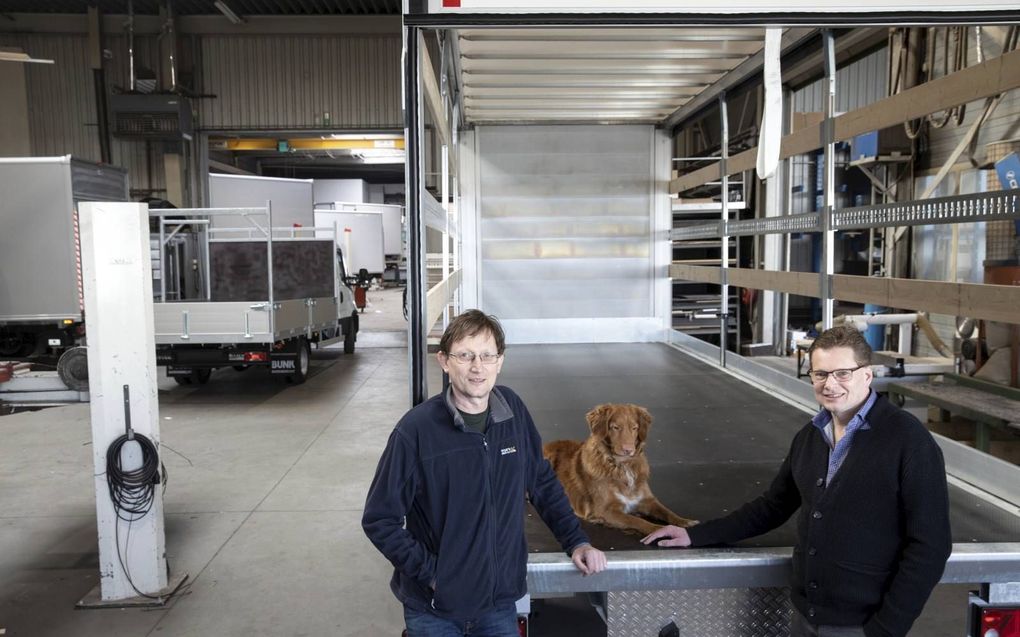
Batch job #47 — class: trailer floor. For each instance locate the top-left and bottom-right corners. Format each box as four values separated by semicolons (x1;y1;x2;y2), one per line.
0;341;1014;636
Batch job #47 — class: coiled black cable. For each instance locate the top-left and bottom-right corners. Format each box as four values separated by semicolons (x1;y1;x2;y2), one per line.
106;433;162;522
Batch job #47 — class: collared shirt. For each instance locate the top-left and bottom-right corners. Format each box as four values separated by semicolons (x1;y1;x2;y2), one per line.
811;389;877;485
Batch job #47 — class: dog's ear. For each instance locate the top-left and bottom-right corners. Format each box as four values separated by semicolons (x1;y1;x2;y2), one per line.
586;404;611;437
633;405;652;442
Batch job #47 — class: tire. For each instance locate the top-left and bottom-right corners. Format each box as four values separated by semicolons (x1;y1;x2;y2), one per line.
286;338;310;384
57;346;89;391
343;314;357;355
232;365;247;372
193;368;212;385
173;368;211;385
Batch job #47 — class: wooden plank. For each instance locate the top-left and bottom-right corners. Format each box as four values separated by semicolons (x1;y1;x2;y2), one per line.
670;48;1020;193
420;35;451;149
831;275;1020;324
426;268;462;331
669;264;720;284
725;268;819;297
887;381;1020;434
947;374;1020;403
959;281;1020;325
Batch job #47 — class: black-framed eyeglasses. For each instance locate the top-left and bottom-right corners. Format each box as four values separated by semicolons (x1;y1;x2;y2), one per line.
808;366;865;383
445;351;502;366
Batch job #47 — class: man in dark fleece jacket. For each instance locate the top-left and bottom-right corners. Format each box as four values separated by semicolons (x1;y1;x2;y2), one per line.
643;325;951;637
363;309;606;637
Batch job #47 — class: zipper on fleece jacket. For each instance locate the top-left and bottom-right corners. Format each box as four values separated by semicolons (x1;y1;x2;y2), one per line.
480;431;502;605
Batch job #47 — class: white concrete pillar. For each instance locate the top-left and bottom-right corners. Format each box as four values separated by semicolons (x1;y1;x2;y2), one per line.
79;202;167;601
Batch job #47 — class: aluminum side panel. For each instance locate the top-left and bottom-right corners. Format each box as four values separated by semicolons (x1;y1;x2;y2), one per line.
154;301;272;344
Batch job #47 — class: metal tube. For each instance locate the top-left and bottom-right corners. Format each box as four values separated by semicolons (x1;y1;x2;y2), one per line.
166;0;177;92
127;0;135;92
441;143;450;332
820;30;836;330
203;219;211;300
266;201;275;336
407;26;427;406
719;93;729;367
158;212;166;302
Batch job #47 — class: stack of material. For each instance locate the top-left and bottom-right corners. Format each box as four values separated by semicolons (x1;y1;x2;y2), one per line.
0;361;32;384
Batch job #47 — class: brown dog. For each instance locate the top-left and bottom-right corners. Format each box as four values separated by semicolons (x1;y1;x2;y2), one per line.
543;403;697;537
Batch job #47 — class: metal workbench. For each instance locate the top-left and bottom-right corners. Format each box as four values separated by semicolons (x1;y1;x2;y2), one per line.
492;343;1020;636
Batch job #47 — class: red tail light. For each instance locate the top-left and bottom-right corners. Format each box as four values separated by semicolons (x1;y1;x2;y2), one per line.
244;352;268;362
517;616;527;637
982;607;1020;637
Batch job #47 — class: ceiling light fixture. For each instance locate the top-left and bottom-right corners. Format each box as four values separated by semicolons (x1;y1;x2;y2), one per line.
213;0;245;25
0;50;55;64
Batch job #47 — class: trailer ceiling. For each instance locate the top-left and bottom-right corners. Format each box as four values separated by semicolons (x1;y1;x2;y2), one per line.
455;27;768;125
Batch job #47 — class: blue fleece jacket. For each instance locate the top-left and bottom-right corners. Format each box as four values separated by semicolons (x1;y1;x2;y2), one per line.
362;385;590;620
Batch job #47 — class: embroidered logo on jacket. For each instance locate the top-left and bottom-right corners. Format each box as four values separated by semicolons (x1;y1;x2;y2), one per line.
500;446;517;456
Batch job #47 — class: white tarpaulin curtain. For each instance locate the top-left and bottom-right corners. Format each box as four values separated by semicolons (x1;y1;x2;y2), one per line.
756;28;783;181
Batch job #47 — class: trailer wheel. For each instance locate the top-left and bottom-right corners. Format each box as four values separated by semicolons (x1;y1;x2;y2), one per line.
57;346;89;391
193;368;212;384
343;313;357;354
286;338;310;384
232;365;247;372
173;368;211;385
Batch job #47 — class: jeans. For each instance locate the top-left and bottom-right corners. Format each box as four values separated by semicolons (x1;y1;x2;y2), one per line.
789;609;866;637
404;603;520;637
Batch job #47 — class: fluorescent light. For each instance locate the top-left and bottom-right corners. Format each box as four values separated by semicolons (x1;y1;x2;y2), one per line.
358;156;406;165
0;51;55;64
213;0;245;25
353;149;406;164
327;133;403;141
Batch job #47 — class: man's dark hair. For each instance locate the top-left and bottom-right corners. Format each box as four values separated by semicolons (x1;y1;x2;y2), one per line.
808;324;873;367
439;309;506;355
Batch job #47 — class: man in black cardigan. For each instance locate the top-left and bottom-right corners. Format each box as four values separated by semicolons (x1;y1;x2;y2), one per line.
642;325;951;637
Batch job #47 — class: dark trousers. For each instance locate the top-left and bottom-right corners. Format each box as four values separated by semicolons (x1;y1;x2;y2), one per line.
789;610;866;637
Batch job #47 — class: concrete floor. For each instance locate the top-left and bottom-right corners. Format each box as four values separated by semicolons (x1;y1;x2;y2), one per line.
0;311;1003;636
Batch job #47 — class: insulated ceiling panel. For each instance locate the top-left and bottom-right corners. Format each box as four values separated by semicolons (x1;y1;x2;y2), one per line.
458;27;767;124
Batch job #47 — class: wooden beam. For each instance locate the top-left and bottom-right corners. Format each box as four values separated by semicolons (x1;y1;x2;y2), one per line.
426;268;462;331
832;275;1020;324
671;47;1020;194
725;268;819;298
671;267;1020;324
420;35;452;149
669;264;721;284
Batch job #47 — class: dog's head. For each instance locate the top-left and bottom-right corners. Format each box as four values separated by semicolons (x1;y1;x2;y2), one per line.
585;403;651;460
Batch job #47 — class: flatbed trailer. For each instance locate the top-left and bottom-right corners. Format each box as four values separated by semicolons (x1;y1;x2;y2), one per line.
489;343;1020;636
152;207;359;385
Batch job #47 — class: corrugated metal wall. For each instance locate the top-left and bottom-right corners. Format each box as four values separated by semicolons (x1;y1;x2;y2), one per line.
792;47;888;114
198;35;401;130
3;34;99;159
0;29;401;196
789;48;889;215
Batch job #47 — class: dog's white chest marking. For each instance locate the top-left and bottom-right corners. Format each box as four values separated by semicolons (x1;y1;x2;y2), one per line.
616;491;642;513
615;467;640;512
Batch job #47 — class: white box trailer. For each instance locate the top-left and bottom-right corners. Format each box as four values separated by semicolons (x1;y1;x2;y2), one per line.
0;156;127;386
401;4;1020;636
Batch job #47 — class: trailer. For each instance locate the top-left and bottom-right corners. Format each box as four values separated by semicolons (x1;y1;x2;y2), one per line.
0;156;128;390
151;206;359;385
400;2;1020;635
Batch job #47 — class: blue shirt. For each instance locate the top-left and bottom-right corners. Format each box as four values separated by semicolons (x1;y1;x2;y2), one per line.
811;389;877;485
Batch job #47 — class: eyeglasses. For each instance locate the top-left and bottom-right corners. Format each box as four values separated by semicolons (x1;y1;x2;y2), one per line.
808;366;865;383
445;351;502;366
